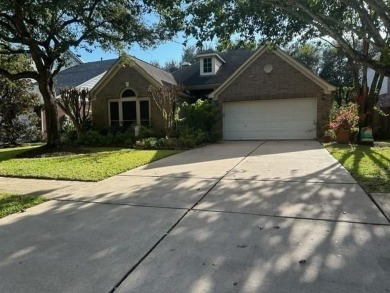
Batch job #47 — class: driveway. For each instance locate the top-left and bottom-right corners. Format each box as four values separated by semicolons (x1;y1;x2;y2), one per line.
0;141;389;293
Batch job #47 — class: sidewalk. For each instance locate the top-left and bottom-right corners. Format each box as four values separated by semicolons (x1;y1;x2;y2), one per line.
371;193;390;220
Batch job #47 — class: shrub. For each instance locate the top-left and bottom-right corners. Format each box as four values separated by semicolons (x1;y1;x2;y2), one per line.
78;130;102;146
180;99;220;133
329;102;359;131
61;117;78;143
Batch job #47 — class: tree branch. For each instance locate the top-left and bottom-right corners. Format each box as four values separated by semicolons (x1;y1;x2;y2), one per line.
0;67;39;81
366;0;390;32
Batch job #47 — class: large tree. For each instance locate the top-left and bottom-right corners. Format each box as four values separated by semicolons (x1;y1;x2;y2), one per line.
0;0;182;147
184;1;390;75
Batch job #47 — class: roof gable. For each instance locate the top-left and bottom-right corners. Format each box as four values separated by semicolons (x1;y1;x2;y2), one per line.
210;46;336;98
91;56;176;97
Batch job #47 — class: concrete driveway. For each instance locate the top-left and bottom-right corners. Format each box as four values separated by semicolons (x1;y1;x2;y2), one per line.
0;141;389;293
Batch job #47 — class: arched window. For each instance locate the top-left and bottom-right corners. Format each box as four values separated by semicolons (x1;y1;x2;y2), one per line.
109;88;150;127
122;89;136;97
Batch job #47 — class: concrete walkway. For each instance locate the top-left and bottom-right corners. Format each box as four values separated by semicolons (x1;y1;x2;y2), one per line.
0;141;389;293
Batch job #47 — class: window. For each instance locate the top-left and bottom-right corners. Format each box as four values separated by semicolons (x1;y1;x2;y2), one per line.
139;100;150;125
109;102;120;126
122;89;136;97
109;89;150;127
203;58;212;73
122;101;137;127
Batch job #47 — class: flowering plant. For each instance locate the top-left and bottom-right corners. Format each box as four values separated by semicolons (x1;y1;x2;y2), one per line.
329;103;359;131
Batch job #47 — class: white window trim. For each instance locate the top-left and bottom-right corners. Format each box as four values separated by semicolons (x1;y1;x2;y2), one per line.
200;57;215;76
108;96;151;126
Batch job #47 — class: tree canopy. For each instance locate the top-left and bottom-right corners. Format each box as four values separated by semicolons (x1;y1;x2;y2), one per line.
0;54;39;145
287;41;353;88
184;0;390;75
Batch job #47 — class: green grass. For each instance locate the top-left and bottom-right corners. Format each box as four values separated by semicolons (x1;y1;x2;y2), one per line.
326;143;390;193
0;193;45;218
0;146;178;181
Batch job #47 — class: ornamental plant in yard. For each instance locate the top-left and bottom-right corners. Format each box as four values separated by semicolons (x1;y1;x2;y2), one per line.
329;103;359;131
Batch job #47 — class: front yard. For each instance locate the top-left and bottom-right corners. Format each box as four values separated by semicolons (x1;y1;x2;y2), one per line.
326;143;390;193
0;146;178;181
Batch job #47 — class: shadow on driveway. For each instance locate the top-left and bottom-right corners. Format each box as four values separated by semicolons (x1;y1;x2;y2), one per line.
0;140;389;293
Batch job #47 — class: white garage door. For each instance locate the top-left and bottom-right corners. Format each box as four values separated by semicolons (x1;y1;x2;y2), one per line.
223;98;317;140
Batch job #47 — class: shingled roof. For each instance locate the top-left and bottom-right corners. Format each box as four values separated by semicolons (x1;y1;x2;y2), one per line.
54;49;255;94
172;49;254;88
54;58;117;91
132;57;177;86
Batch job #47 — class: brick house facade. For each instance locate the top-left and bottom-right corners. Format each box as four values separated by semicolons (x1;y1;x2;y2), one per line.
56;46;336;140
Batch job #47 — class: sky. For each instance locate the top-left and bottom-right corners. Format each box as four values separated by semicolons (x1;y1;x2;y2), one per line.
74;34;212;66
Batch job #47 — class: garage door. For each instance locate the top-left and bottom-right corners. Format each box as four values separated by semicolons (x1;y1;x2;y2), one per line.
223;98;317;140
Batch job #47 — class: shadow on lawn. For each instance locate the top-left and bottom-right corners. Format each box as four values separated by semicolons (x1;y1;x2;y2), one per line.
0;141;389;292
334;144;390;192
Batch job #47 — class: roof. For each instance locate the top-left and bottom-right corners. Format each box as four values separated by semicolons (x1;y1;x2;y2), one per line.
172;49;254;88
132;57;177;86
91;56;177;97
54;58;117;91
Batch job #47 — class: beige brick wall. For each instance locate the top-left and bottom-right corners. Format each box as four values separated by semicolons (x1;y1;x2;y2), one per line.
92;66;164;135
217;51;332;139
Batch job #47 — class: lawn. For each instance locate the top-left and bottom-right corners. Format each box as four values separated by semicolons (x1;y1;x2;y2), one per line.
0;193;45;218
0;146;178;181
326;143;390;193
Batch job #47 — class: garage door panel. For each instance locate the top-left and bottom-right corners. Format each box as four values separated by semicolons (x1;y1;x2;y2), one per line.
223;98;317;140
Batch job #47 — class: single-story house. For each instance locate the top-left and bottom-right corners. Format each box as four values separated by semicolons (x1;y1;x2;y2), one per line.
55;46;336;140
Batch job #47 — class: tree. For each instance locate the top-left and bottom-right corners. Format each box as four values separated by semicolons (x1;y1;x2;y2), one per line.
163;59;181;73
0;78;39;146
217;38;258;52
148;85;183;138
181;45;197;65
149;60;161;68
287;41;353;86
0;52;40;145
0;78;40;146
184;1;390;75
0;0;182;147
57;88;91;140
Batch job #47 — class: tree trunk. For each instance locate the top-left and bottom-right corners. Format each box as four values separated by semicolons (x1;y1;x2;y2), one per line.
39;79;60;148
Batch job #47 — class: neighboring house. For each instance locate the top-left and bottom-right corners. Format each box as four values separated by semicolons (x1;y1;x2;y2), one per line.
56;46;336;140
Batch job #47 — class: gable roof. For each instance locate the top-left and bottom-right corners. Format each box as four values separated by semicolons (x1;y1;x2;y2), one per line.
54;58;117;92
173;49;254;89
91;56;177;97
210;46;336;98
